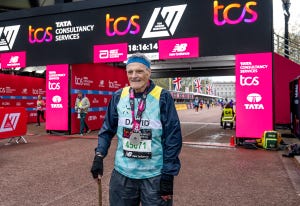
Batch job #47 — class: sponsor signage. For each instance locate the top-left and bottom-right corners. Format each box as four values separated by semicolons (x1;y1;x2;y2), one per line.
0;0;272;66
0;51;26;68
46;64;69;131
93;43;127;63
158;37;199;59
0;25;20;51
235;52;273;138
0;73;45;123
0;107;27;139
70;63;128;134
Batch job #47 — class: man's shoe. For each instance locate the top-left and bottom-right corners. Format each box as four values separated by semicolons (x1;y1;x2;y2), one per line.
87;129;91;134
80;133;84;136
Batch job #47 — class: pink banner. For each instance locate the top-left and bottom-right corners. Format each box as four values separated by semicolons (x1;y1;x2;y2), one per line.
235;53;273;138
46;64;69;131
158;37;199;60
94;43;128;63
0;51;26;69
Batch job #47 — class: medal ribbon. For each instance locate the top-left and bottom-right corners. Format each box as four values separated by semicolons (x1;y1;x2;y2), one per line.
129;83;149;133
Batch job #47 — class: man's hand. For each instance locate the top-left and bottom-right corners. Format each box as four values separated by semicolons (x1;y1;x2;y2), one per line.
160;174;174;201
90;154;103;178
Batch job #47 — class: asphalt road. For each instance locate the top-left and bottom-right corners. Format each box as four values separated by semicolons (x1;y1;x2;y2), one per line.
1;107;300;205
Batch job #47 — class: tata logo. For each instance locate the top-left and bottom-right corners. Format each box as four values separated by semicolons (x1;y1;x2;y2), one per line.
52;95;62;103
244;93;264;109
240;75;259;86
213;0;258;26
51;103;63;108
142;4;187;38
28;25;53;44
0;25;20;51
0;113;20;132
106;14;140;36
48;82;60;90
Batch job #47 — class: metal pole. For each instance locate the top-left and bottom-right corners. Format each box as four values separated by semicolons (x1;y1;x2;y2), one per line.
282;0;291;59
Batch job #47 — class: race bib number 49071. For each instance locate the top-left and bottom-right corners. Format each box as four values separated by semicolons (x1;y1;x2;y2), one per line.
122;128;152;159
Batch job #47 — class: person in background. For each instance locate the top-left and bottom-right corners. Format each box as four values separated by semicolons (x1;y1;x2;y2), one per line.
90;53;182;206
193;97;200;112
36;95;45;126
220;103;235;127
75;90;91;136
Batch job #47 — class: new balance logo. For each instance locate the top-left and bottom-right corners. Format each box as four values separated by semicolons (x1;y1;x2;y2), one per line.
0;113;20;132
9;56;19;64
172;43;187;52
0;25;20;51
142;4;187;38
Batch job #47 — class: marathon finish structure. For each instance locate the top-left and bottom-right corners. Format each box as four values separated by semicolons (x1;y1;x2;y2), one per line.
0;0;272;65
0;0;275;138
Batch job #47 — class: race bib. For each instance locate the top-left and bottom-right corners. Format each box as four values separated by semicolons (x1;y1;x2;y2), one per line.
122;128;152;159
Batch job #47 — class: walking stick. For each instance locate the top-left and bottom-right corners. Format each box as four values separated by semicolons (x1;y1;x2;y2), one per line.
98;176;102;206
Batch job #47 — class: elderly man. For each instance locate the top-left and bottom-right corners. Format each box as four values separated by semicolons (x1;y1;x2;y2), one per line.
91;53;182;206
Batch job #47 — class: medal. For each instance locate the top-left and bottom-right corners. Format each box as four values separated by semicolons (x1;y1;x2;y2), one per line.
129;132;141;145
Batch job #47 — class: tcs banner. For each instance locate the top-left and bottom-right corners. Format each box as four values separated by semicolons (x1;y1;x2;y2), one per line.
235;52;273;138
46;64;69;131
0;107;27;139
70;63;128;134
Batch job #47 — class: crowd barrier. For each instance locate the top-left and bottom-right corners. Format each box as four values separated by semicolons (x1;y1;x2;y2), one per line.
0;107;28;144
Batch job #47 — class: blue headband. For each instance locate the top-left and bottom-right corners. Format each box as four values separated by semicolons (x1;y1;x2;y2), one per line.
126;57;151;69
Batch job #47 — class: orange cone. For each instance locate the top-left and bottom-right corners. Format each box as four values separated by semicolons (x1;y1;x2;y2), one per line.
230;136;235;147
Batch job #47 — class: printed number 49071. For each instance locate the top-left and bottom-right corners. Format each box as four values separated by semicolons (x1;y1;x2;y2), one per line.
126;141;146;150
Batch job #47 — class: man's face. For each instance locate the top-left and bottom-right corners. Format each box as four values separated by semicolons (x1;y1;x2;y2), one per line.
78;93;82;98
126;62;151;93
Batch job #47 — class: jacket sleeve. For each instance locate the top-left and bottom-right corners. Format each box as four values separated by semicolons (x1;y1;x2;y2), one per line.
160;90;182;176
75;98;78;110
96;90;121;157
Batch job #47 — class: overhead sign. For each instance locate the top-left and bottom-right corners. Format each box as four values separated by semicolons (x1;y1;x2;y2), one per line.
0;0;272;66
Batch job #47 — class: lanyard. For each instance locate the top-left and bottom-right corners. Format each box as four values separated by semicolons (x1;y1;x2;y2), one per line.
129;84;149;132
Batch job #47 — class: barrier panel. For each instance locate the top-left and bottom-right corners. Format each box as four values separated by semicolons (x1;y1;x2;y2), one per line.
0;107;28;143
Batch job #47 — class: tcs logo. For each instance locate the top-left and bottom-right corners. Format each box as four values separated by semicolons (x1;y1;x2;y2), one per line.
213;0;258;26
106;14;140;36
240;75;259;86
48;82;60;90
28;25;53;43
